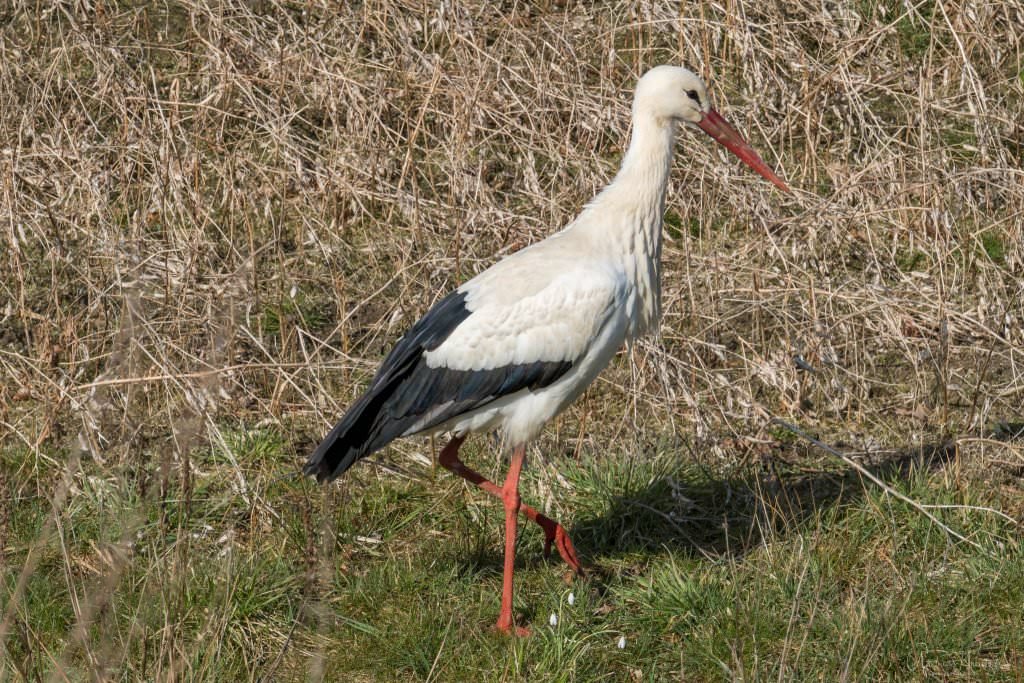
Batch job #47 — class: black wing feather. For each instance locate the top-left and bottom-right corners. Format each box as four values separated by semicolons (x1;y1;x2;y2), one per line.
304;291;572;482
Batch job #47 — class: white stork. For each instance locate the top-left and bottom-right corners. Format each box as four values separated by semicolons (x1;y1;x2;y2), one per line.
305;65;789;635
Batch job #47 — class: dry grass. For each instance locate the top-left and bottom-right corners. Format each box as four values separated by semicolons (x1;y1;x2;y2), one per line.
1;0;1022;680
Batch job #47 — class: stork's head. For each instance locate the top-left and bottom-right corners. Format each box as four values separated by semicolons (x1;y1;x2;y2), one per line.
633;65;712;124
634;65;790;192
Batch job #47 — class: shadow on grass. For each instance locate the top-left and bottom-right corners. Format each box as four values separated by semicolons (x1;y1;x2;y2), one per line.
568;439;958;572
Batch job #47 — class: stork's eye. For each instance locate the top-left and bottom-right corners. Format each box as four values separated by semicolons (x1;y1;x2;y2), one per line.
686;89;700;103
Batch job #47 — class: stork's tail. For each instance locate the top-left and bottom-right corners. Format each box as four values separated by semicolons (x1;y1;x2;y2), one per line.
305;292;475;482
303;420;364;483
303;388;402;483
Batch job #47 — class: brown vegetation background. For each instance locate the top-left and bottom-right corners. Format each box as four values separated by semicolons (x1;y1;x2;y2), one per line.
4;0;1021;489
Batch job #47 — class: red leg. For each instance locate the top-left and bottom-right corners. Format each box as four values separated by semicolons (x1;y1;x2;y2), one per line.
438;436;582;575
495;444;528;635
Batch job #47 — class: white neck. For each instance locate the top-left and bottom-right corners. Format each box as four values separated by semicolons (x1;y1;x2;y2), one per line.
575;111;676;336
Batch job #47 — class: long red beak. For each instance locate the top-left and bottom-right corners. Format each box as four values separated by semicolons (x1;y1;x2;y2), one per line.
696;108;790;193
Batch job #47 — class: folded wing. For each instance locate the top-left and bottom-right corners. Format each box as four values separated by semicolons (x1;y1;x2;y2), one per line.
304;267;622;482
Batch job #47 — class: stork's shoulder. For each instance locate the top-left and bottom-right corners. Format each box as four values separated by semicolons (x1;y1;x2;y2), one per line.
458;228;612;308
427;244;628;372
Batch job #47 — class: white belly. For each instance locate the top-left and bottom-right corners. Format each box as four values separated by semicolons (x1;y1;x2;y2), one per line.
429;307;630;446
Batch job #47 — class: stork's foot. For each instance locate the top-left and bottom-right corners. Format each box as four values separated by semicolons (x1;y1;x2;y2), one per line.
536;515;583;576
494;619;532;637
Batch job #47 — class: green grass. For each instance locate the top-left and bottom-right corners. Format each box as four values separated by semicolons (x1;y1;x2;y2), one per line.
896;248;928;273
979;232;1007;265
3;439;1021;681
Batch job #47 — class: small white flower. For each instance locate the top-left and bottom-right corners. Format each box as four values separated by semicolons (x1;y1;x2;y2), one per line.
567;592;575;606
549;613;558;627
617;636;626;649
